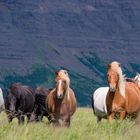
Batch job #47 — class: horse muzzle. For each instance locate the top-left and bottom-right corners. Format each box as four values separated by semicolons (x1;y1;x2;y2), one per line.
57;93;63;99
109;85;116;93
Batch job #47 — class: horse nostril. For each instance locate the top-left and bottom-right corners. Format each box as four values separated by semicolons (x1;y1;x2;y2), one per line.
109;86;116;92
57;93;63;99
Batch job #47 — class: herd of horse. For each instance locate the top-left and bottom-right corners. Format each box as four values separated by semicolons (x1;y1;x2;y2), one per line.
92;61;140;124
0;69;77;127
0;61;140;127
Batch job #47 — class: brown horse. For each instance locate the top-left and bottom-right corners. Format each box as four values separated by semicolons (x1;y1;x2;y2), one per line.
106;61;140;123
45;70;77;127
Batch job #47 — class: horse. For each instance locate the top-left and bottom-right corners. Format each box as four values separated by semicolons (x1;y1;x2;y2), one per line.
106;61;140;123
92;87;109;122
33;87;52;121
5;83;35;124
45;70;77;127
0;88;5;113
134;73;140;87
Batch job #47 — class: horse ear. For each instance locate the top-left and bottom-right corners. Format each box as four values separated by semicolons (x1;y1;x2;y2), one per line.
136;72;139;76
108;64;111;69
118;63;121;67
55;70;59;76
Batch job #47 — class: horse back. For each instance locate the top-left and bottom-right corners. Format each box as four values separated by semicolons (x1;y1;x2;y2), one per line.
19;86;35;113
125;82;140;113
9;84;35;113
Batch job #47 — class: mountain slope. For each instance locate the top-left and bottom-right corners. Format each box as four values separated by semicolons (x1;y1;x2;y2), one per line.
0;0;140;105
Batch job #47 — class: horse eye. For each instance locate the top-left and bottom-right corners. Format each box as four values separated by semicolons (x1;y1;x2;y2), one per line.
65;71;67;74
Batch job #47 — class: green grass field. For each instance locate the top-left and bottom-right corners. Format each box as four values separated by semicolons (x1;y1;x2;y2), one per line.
0;108;140;140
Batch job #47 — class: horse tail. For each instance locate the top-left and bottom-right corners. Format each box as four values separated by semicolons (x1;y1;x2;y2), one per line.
91;93;95;114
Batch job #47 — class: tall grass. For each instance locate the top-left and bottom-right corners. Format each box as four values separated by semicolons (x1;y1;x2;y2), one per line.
0;108;139;140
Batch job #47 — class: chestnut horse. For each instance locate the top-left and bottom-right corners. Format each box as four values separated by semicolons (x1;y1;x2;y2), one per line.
106;61;140;123
45;70;77;127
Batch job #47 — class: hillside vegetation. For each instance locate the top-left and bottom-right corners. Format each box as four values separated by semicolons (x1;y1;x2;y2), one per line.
0;108;139;140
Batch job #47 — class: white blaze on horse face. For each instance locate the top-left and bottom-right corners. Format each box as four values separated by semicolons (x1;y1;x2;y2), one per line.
57;79;63;99
108;73;118;92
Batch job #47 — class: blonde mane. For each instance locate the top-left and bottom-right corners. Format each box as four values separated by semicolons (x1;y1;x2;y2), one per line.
110;61;126;98
55;70;70;100
134;73;140;87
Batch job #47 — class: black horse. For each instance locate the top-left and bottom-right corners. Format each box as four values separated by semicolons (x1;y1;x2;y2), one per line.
5;83;35;124
33;87;52;121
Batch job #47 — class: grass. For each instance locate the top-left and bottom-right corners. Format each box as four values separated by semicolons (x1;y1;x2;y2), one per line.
0;108;139;140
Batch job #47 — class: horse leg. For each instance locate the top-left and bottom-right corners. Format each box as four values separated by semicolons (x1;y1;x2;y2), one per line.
97;116;102;123
120;111;126;121
26;113;32;123
38;111;44;121
17;110;24;125
108;112;114;124
61;115;71;127
47;115;51;122
51;119;59;127
49;114;59;127
18;115;24;125
7;115;14;123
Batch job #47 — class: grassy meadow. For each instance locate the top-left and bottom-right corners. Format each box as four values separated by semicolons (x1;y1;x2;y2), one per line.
0;108;140;140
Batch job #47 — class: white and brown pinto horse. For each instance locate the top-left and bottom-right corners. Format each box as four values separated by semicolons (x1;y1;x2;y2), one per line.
106;61;140;123
92;87;109;122
0;88;4;112
46;70;77;127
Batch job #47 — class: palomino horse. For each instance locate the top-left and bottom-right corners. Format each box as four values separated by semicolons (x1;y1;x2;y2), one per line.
106;61;140;123
45;70;77;127
92;87;109;122
0;88;5;113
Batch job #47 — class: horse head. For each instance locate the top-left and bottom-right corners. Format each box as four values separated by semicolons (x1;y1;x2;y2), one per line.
6;90;17;115
55;69;70;100
56;78;67;99
108;63;120;92
107;61;125;98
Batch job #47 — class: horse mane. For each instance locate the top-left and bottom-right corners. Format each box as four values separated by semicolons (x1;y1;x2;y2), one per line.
110;61;126;98
134;73;140;87
55;70;70;100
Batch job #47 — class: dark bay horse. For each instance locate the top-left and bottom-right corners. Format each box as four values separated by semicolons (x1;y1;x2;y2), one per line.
5;83;35;124
106;61;140;123
45;70;77;127
33;87;52;121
